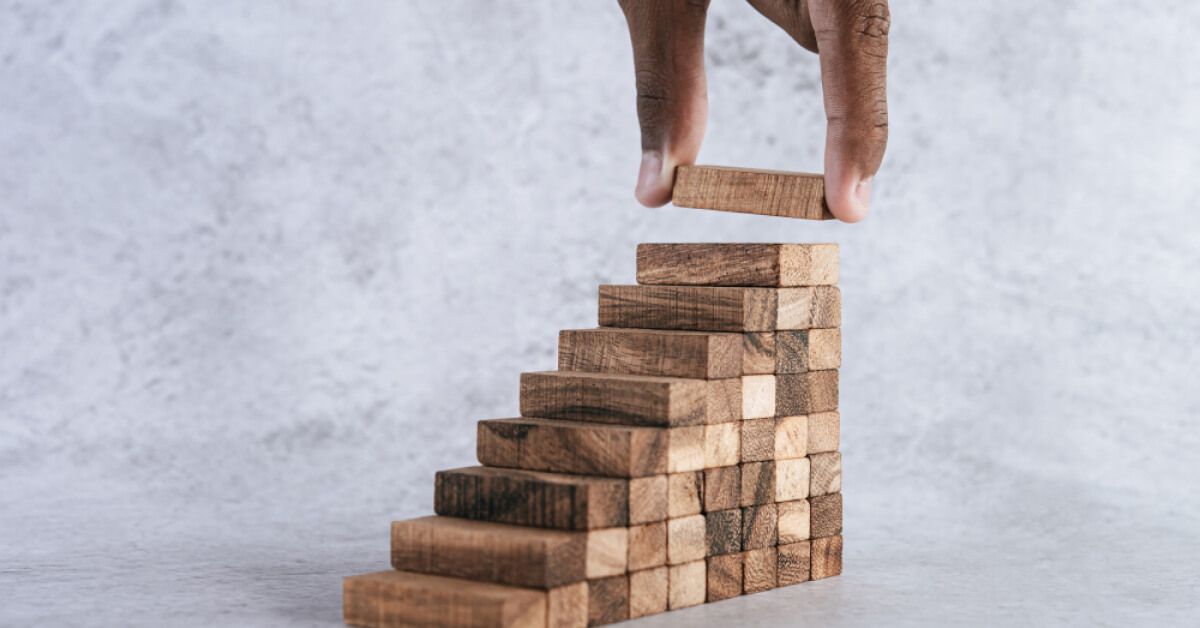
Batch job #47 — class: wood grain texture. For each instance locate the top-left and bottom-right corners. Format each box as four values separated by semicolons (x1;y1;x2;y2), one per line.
776;287;842;329
774;415;808;460
587;575;629;626
667;561;706;610
777;499;811;544
741;418;775;463
434;466;628;531
628;567;669;620
343;570;547;628
705;508;742;556
776;457;811;502
558;328;743;379
520;371;722;428
666;425;706;474
809;451;843;497
810;493;843;539
703;466;740;513
776;329;842;373
671;166;833;221
628;521;667;571
390;516;586;589
703;422;740;469
741;333;776;375
599;285;777;332
741;375;776;419
636;243;839;287
741;503;777;551
807;411;840;454
477;419;701;478
740;461;776;507
743;547;778;594
547;582;589;628
777;541;812;587
668;472;703;518
811;535;843;580
628;475;668;525
586;528;628;579
667;515;707;565
706;553;743;602
776;370;839;416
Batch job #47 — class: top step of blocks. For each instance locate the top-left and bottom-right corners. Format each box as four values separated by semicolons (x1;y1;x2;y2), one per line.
638;243;838;287
672;165;833;220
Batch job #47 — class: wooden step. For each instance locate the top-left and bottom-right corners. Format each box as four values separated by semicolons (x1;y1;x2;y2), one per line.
434;467;628;531
598;285;840;332
390;516;627;589
671;165;832;220
519;371;740;427
343;570;587;628
477;418;704;478
637;243;838;287
558;328;743;379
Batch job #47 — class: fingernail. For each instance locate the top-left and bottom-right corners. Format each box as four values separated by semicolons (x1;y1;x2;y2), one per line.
636;151;664;200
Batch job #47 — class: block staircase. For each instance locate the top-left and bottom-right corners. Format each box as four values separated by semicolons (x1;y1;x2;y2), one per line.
344;243;845;627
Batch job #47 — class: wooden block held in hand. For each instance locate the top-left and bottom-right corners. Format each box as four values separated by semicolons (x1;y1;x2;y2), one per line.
706;553;744;602
668;472;703;518
671;166;833;221
743;547;778;594
742;375;776;419
777;541;812;587
704;422;741;469
741;418;775;462
668;560;706;609
587;528;629;579
810;493;843;538
667;515;707;565
807;411;840;454
740;461;776;507
705;508;743;556
776;329;842;373
637;243;839;287
559;328;743;380
435;466;628;531
777;499;811;544
741;503;777;550
809;451;843;497
811;535;843;580
629;567;669;619
587;575;629;626
776;458;811;502
774;415;808;460
742;332;776;375
776;370;839;416
343;570;547;628
628;475;668;525
520;371;714;427
477;418;669;478
628;521;667;571
703;466;740;513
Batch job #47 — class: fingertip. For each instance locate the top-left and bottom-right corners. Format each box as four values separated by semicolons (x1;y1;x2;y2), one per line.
634;152;673;207
826;176;871;223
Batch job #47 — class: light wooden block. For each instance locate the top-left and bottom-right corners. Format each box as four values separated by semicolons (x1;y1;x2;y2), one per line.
742;375;776;419
477;418;669;478
775;287;841;329
704;422;741;468
777;499;811;544
520;371;732;427
741;418;775;462
548;581;589;628
810;493;843;538
343;570;548;628
587;575;629;626
807;411;840;454
742;332;776;375
705;508;742;556
434;466;628;531
586;528;629;579
668;472;703;518
628;475;668;525
776;371;839;416
774;415;808;460
777;541;812;587
775;457;811;502
629;567;669;619
706;553;744;602
809;451;843;497
776;329;842;373
558;328;743;379
702;466;740;513
740;461;776;507
667;425;706;473
628;521;667;571
811;535;843;580
668;560;706;609
671;166;833;221
667;515;707;565
599;286;838;332
637;243;839;287
741;503;777;550
743;547;778;594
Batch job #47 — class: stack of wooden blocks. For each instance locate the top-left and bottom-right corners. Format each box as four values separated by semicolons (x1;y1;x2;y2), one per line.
344;242;843;627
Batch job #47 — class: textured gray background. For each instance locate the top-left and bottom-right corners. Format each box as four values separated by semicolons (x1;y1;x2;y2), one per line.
3;1;1199;626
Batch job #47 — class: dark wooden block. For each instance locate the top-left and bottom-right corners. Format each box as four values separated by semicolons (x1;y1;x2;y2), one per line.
776;370;839;415
810;493;843;538
741;418;775;462
743;547;778;593
776;329;842;373
703;466;740;513
742;332;776;375
740;461;776;507
637;243;838;287
671;166;833;221
777;541;812;586
741;504;777;550
599;285;777;332
705;508;742;556
434;466;628;531
706;553;744;602
811;535;843;580
520;371;732;427
558;328;743;379
587;574;630;626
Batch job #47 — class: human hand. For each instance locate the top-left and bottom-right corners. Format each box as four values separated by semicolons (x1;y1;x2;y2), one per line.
617;0;890;222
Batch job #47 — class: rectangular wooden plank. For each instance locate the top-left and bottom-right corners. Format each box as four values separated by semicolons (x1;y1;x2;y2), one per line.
776;458;811;502
668;472;703;518
558;328;743;379
741;503;777;550
774;415;808;460
668;560;706;609
629;567;669;619
743;547;778;594
628;475;668;525
706;553;744;602
705;508;742;556
628;521;667;571
667;515;707;565
636;243;839;287
777;541;812;587
776;329;842;373
811;535;843;580
809;451;843;497
777;499;811;544
343;570;547;628
776;371;839;416
810;493;843;539
703;466;740;513
587;575;629;626
521;371;724;428
434;466;628;531
704;422;740;469
671;166;833;221
742;332;776;375
740;461;776;507
599;285;776;332
741;418;775;462
807;411;840;453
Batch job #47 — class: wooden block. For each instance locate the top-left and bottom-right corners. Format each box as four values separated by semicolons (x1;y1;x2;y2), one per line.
811;535;843;580
774;415;808;460
705;508;742;556
776;287;842;330
742;375;776;419
705;377;743;424
740;461;776;507
776;370;839;416
391;516;586;589
667;515;707;565
777;541;812;587
637;243;839;287
702;466;740;513
705;553;744;602
520;371;715;427
586;528;629;579
548;582;589;628
741;418;775;462
810;493;843;538
558;328;743;379
742;332;776;375
776;329;842;373
704;422;740;468
434;466;628;531
809;451;843;497
628;521;667;571
741;504;777;550
343;570;547;628
628;475;668;525
777;499;811;544
671;166;833;221
599;285;775;332
667;425;706;473
743;547;778;594
668;472;703;518
807;411;840;454
668;560;706;609
587;575;629;626
776;458;811;502
629;567;669;619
